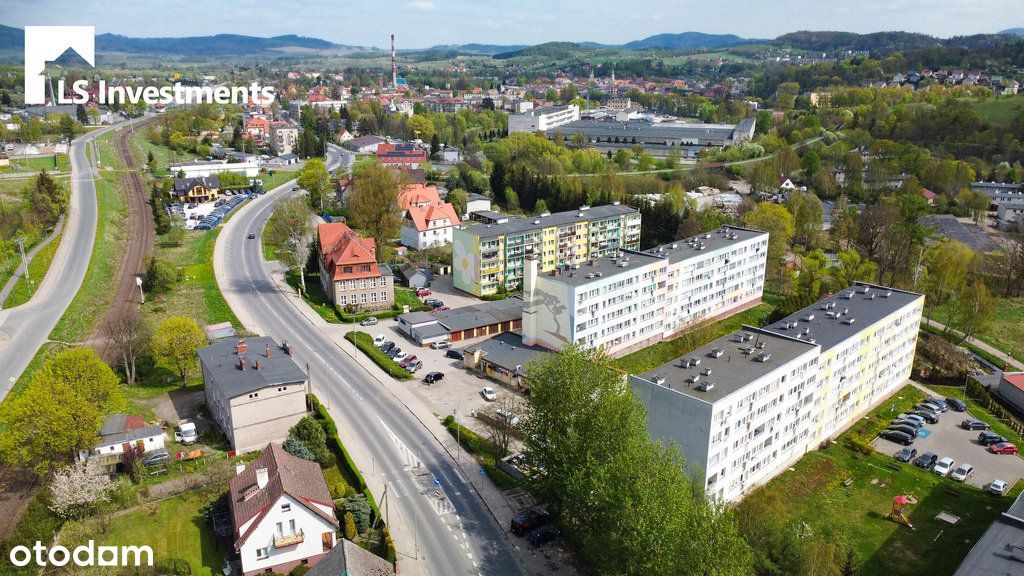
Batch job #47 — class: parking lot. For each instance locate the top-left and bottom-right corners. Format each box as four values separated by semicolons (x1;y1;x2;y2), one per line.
166;190;255;230
873;403;1024;491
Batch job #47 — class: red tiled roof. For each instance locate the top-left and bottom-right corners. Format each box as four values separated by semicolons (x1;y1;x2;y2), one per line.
318;222;380;281
921;188;937;200
405;201;460;232
397;184;441;210
1003;373;1024;391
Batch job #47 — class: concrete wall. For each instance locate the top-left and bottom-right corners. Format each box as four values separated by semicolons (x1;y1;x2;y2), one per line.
227;383;307;454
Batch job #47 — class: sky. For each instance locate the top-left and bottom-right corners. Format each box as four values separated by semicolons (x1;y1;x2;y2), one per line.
4;0;1023;47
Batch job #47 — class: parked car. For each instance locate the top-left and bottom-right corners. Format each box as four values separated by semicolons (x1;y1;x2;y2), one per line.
430;340;451;350
406;360;423;373
416;289;432;297
424;371;444;384
924;397;949;412
989;479;1009;496
496;408;521;426
511;509;550;536
909;410;939;424
881;430;914;446
175;419;198;444
141;449;170;467
398;355;418;368
527;525;561;547
386;347;402;359
393;351;410;363
373;334;387;347
913;452;938;469
988;442;1020;455
379;342;396;354
445;349;464;360
433;306;451;313
481;387;497;401
893;418;923;429
933;457;956;477
950;464;974;482
360;317;378;326
423;298;442;307
962;418;991;431
946;397;968;412
887;424;919;438
898;414;926;425
978;432;1007;446
895;447;918;462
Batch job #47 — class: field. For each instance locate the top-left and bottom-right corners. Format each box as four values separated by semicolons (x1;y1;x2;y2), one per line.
737;385;1024;576
145;228;241;327
970;94;1024;127
930;297;1024;364
0;154;69;174
2;233;62;308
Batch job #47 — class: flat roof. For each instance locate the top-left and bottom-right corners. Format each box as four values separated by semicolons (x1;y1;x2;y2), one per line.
196;337;308;398
463;332;550;372
537;249;664;287
952;489;1024;576
762;283;923;353
558;119;740;143
640;226;767;265
635;327;818;404
437;297;523;331
460;204;638;239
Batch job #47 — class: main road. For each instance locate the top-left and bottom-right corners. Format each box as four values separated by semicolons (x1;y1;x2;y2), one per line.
215;145;526;576
0;117;149;400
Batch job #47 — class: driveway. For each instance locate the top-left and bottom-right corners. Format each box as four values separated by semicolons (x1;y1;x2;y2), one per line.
423;274;480;310
872;407;1024;490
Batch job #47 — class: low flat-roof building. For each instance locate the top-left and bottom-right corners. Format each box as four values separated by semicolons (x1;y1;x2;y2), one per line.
396;297;524;345
952;488;1024;576
462;332;551;389
995;372;1024;417
553;117;756;157
508;104;580;134
170;159;260;178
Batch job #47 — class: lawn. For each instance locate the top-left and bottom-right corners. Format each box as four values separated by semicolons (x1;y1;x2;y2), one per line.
970;94;1024;127
0;154;69;174
737;384;1024;576
145;228;241;328
58;485;227;576
2;233;61;308
929;297;1024;365
0;175;69;291
610;301;776;374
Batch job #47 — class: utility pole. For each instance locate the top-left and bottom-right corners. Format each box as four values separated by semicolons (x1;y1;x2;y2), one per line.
15;237;28;283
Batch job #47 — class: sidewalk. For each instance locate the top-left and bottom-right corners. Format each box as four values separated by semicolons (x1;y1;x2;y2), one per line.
0;214;64;308
922;318;1022;371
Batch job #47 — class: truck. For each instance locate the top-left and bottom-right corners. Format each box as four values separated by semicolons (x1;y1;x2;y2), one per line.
175;419;198;444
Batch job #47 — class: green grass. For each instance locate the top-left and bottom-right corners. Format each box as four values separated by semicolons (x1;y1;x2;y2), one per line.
144;228;240;328
928;298;1024;366
738;384;1023;576
285;269;343;323
345;331;413;379
443;417;520;490
58;486;226;576
51;134;125;343
0;154;69;174
610;301;776;374
2;233;61;308
970;94;1024;127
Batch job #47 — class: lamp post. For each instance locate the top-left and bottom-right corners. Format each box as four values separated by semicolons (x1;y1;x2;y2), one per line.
135;275;145;304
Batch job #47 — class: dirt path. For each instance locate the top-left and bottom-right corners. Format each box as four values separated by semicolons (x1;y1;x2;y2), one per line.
0;465;39;541
90;119;157;363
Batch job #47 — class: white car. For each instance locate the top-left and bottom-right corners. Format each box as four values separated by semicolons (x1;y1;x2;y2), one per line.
372;334;386;347
481;387;497;402
950;464;974;482
393;352;410;363
430;340;451;350
496;408;520;426
933;457;956;477
989;479;1009;495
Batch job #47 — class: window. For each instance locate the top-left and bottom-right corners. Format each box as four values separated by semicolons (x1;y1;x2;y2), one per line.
256;547;269;560
361;293;367;304
338;295;346;305
280;503;291;512
380;291;387;301
343;266;352;274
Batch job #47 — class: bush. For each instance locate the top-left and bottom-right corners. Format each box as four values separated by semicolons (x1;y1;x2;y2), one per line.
311;395;367;492
848;437;876;456
344;511;357;540
289;566;309;576
289;416;332;464
143;256;180;294
283;436;316;461
342;495;373;533
330;481;349;499
344;332;412;379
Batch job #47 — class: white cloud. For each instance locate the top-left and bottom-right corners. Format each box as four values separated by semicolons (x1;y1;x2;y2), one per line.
406;0;435;9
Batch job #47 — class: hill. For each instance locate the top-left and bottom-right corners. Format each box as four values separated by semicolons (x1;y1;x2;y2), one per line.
777;30;1021;54
421;43;528;55
1000;28;1024;36
493;42;589;60
0;23;22;50
622;31;763;50
94;33;338;55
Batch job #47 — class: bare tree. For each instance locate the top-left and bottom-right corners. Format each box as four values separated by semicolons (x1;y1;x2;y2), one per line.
107;306;151;385
267;196;315;293
992;229;1024;297
486;393;522;459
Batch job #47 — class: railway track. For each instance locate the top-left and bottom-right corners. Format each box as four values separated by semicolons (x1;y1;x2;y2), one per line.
89;117;158;363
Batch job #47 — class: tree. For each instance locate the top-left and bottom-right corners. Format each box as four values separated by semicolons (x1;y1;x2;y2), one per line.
948;281;996;345
75;104;88;125
143;256;179;294
298;158;331;212
800;151;821;179
743;202;795;287
343;512;357;540
266;197;314;293
58;114;77;142
923;240;975;317
504;186;520;211
785;190;823;247
342;495;372;533
486;394;521;459
447;188;469;217
151;316;207;385
830;249;877;290
406;114;435;141
288;416;331;464
283;436;316;461
49;459;115;519
107;307;152;385
430;133;441;159
755;110;773;134
347;160;403;252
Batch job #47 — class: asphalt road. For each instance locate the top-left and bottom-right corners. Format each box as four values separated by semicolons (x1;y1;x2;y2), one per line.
0;118;149;401
216;145;525;576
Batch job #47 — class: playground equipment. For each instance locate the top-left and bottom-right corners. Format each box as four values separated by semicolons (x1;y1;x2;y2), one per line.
889;495;914;528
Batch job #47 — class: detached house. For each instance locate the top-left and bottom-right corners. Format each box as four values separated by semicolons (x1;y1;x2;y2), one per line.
172;176;221;203
230;443;339;575
317;222;395;311
80;414;166;473
401;201;460;250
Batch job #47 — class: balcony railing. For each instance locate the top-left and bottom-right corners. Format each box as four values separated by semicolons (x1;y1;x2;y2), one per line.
273;530;305;548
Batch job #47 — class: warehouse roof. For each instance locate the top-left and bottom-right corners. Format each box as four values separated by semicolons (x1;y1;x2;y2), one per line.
463;332;550;373
952;488;1024;576
558;119;743;145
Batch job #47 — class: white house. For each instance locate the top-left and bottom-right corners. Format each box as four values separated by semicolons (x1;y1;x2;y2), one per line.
465;193;492;216
230;443;339;576
400;201;460;250
80;414;166;473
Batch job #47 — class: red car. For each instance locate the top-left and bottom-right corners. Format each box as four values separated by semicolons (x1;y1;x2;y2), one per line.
399;356;419;368
988;442;1019;455
432;306;451;313
416;289;432;297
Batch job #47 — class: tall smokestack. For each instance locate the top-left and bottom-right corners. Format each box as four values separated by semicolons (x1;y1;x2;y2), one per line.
391;34;397;89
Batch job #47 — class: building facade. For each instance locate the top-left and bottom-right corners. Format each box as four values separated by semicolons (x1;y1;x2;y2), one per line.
631;283;924;503
508;104;580;134
400;201;460;250
172;176;221;203
452;204;641;296
198;338;309;454
270;123;299;156
317;222;395;311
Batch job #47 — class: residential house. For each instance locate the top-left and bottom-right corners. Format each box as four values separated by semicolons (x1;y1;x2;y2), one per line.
401;200;461;250
347;135;387;154
267;153;299;166
317;222;395;310
198;338;309;454
172;176;221;203
230;443;339;575
81;414;166;473
270;122;299;156
375;142;427;168
465;193;492;216
306;539;395;576
335;129;354;144
245;117;271;141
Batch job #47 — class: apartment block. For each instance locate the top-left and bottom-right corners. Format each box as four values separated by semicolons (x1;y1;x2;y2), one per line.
508;104;580;134
521;226;768;358
452;204;641;296
630;283;924;502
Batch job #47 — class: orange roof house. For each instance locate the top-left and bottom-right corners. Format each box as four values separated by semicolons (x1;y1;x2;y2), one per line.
317;222;394;310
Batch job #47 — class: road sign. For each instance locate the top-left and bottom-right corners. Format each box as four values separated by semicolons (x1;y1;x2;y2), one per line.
434;477;441;486
480;467;485;476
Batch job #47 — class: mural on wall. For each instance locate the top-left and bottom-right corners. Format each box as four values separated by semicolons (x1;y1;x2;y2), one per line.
453;234;478;293
529;286;570;345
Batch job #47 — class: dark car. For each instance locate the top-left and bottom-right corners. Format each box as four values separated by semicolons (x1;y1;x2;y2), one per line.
892;418;923;429
424;371;444;384
511;509;550;536
141;449;170;467
979;432;1008;446
386;347;402;359
881;430;914;446
445;349;464;360
527;525;561;547
888;424;919;438
247;233;256;239
908;410;939;424
962;418;991;431
914;452;938;469
379;342;396;353
946;397;968;412
923;398;949;412
895;447;918;462
423;298;442;307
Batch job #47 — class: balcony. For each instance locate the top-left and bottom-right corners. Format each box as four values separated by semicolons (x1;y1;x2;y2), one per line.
274;530;304;548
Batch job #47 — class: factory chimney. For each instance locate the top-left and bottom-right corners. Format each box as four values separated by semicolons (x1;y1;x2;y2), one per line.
391;34;397;89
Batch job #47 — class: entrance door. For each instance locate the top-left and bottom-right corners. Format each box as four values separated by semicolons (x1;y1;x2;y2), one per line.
321;532;332;552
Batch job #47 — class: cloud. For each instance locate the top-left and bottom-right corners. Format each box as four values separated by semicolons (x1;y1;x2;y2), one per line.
406;0;435;9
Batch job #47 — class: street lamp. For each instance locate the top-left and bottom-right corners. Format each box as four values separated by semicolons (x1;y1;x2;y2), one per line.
135;275;145;304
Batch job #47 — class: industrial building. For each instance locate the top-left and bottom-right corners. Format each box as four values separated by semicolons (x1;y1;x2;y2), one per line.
631;283;924;502
508;104;580;134
551;117;756;157
522;226;769;359
396;297;524;345
452;204;642;296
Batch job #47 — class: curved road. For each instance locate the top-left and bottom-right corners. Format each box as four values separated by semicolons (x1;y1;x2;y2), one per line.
0;118;149;400
215;145;526;576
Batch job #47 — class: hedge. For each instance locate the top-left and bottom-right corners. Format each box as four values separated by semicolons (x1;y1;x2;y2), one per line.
344;331;413;379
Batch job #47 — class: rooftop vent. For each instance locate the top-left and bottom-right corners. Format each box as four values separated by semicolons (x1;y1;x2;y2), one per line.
842;317;856;325
652;375;666;386
741;333;753;342
803;313;815;322
579;205;591;211
868;293;876;300
704;233;712;239
688;374;701;384
755;352;772;363
586;273;596;279
845;291;855;299
696;382;715;392
860;285;871;294
883;290;892;298
702;367;712;376
671;243;678;249
689;357;701;366
708;348;725;358
756;341;766;349
533;219;540;225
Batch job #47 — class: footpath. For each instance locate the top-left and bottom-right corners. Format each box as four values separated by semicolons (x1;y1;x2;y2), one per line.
0;214;64;308
922;318;1022;371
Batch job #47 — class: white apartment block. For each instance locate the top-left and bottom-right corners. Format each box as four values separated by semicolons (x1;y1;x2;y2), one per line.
521;226;768;358
630;283;924;503
508;104;580;134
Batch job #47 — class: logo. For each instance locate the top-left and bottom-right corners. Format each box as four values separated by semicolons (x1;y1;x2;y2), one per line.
24;26;95;105
9;541;153;568
23;25;275;106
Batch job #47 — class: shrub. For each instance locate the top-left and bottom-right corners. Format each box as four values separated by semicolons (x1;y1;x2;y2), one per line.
344;332;412;379
289;566;309;576
342;495;373;533
283;436;316;461
344;511;357;540
848;437;876;456
289;416;331;464
330;481;349;499
143;256;179;293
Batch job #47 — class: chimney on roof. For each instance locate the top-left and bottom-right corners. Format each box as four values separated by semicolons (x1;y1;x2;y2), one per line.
236;339;247;355
256;467;269;489
239;356;247;371
235;463;246;476
255;359;262;370
265;344;271;358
